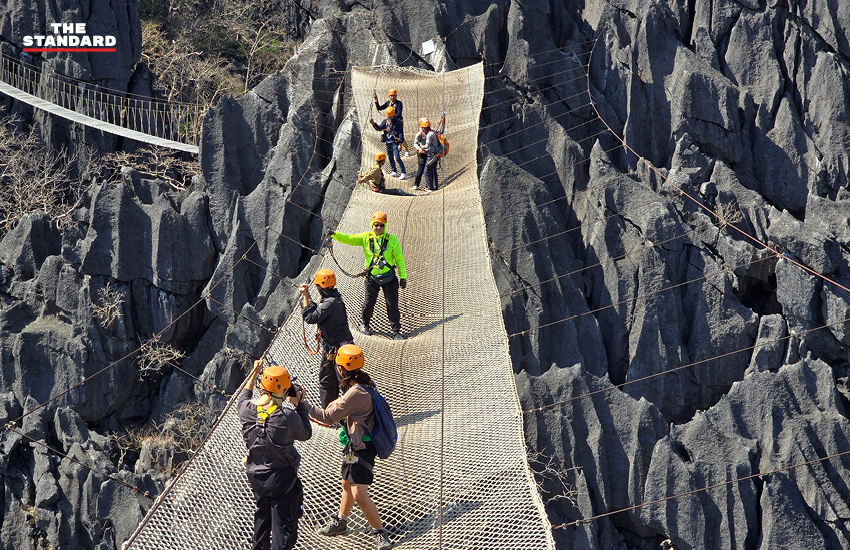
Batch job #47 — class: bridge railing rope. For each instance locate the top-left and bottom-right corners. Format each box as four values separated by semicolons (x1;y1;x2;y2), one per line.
0;51;201;147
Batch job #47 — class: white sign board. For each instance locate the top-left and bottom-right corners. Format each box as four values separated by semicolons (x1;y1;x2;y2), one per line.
422;39;435;55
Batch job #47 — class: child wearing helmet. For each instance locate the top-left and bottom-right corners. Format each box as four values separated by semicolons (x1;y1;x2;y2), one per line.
369;102;407;181
357;152;414;197
299;269;355;407
306;345;392;550
328;212;407;340
237;360;311;550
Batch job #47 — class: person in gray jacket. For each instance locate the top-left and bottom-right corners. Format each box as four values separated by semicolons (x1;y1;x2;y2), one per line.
412;115;445;192
238;360;311;550
306;344;392;550
300;269;354;407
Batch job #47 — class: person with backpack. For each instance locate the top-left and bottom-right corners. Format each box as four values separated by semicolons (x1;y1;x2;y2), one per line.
329;212;407;340
237;359;311;550
358;152;414;196
369;105;407;180
306;344;393;550
374;88;410;156
412;114;446;193
299;268;354;408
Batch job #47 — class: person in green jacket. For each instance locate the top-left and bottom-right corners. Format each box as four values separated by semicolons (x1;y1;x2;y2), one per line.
329;212;407;340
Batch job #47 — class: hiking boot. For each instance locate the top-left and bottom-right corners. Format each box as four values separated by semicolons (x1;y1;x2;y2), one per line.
375;528;392;550
359;323;372;336
399;173;407;180
393;332;404;341
390;171;399;177
317;516;347;536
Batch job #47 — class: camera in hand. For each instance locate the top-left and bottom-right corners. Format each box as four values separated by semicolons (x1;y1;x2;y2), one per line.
287;383;302;397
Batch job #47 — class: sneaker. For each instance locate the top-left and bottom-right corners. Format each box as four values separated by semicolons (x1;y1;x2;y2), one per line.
412;185;419;190
375;528;392;550
390;171;399;177
359;323;372;336
422;190;431;195
318;516;348;536
403;151;411;157
399;173;407;180
393;332;404;341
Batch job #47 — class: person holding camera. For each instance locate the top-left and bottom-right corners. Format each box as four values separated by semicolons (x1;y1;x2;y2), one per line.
328;212;407;340
299;269;355;408
307;345;392;550
238;359;311;550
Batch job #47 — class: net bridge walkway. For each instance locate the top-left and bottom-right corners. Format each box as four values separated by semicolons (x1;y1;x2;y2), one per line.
125;63;555;550
0;51;200;153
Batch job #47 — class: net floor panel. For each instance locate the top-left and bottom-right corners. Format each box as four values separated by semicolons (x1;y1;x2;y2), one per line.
126;64;555;550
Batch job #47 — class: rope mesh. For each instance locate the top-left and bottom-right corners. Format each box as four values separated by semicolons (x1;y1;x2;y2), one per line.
126;63;555;550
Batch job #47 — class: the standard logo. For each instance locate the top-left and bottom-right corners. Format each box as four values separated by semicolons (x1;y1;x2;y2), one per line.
23;23;116;53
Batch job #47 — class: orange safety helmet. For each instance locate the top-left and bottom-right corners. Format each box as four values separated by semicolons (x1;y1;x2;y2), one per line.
260;364;291;394
419;117;430;128
335;344;364;371
313;269;336;289
388;88;397;96
385;106;395;117
375;152;387;162
371;211;388;226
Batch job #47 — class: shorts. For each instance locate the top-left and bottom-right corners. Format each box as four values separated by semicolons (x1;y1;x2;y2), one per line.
341;443;377;486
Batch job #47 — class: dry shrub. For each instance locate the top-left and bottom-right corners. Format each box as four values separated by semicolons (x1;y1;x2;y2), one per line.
91;282;124;329
0;113;97;235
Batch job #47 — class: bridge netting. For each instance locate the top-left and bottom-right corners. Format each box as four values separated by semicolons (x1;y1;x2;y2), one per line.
124;63;555;550
0;51;200;152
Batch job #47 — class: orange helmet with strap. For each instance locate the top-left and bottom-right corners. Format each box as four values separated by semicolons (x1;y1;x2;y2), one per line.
385;106;395;117
375;152;387;162
313;269;336;289
371;211;388;226
260;364;291;394
335;344;364;371
419;117;430;128
388;88;397;96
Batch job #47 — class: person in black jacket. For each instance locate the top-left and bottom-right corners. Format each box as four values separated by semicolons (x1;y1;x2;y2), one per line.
300;269;355;407
238;359;311;550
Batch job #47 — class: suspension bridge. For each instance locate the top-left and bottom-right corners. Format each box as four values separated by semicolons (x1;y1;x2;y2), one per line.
0;51;200;153
122;63;556;550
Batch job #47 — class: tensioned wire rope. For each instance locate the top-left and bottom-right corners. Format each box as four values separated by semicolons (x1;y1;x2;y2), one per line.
500;26;850;529
525;307;850;417
310;40;594;83
581;28;850;297
490;27;850;341
553;446;850;530
3;57;333;502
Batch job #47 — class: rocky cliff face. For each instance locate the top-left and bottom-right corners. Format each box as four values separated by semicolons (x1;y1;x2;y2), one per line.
1;1;849;549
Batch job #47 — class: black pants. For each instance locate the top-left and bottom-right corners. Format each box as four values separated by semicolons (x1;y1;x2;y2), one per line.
414;153;427;187
319;343;342;408
247;470;303;550
363;276;401;333
424;157;438;190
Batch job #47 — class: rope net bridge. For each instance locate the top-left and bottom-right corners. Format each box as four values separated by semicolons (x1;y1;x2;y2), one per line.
0;51;200;153
125;63;555;550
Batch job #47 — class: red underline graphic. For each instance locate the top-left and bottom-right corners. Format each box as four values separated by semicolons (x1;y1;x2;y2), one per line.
22;48;116;52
